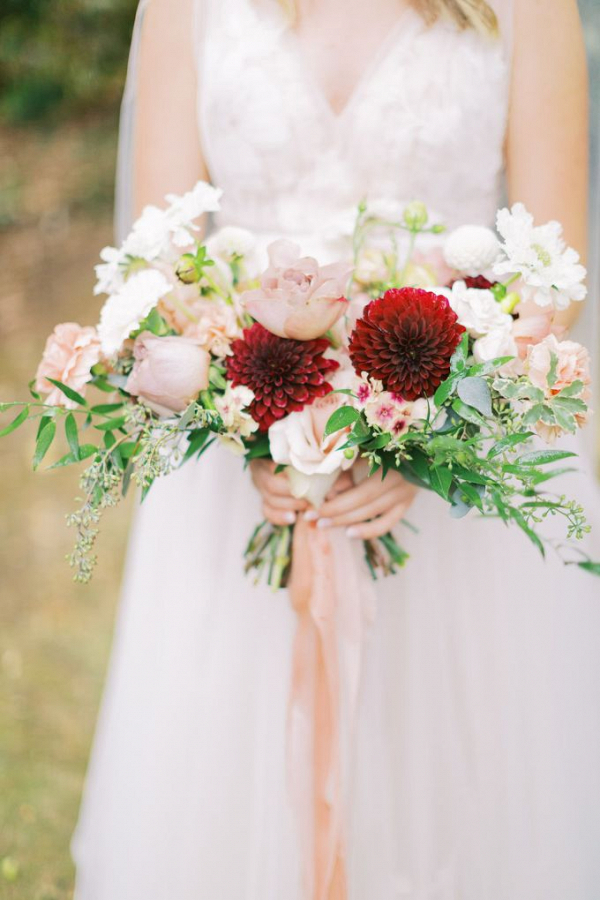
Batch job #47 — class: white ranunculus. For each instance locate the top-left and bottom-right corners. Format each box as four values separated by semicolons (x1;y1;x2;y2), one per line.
443;280;512;338
473;323;518;364
443;225;500;276
206;226;256;261
97;269;171;356
493;203;587;310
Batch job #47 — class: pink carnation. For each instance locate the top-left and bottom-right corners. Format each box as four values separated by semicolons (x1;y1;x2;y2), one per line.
35;323;101;408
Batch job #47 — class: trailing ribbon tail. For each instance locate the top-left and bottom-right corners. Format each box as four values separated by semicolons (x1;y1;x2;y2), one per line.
288;518;376;900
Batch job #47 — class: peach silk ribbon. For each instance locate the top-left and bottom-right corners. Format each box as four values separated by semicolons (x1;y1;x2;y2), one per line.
288;517;376;900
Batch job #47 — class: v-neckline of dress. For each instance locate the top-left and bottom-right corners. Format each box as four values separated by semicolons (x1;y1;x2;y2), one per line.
275;5;421;123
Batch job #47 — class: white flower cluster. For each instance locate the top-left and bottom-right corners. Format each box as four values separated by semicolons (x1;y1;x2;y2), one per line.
214;384;258;454
493;203;587;311
441;280;517;364
97;269;171;356
94;181;222;296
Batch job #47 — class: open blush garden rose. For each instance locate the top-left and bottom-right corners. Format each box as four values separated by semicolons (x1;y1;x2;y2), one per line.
242;239;351;341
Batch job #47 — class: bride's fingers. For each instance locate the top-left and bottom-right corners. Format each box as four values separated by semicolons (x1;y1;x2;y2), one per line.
319;474;405;519
317;486;407;528
325;470;354;500
346;501;411;540
263;492;307;512
262;502;298;526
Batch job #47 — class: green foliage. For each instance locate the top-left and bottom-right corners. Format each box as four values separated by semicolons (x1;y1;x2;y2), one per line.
0;0;138;125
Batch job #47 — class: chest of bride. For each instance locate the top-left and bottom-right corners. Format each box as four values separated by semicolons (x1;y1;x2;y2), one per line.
198;11;510;228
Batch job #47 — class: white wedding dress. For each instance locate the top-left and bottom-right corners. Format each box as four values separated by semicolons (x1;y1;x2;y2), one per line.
72;1;600;898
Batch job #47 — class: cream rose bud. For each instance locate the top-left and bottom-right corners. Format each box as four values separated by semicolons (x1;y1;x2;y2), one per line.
242;239;352;341
526;333;592;398
268;389;357;508
126;332;210;415
35;323;101;408
443;225;500;277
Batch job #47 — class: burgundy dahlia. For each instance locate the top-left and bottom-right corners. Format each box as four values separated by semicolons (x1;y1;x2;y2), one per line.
450;275;496;291
226;323;339;431
349;288;465;401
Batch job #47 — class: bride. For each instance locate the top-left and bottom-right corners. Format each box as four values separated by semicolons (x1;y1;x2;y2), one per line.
72;0;600;897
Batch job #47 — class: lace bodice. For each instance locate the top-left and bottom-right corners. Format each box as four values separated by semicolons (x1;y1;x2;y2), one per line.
196;0;512;250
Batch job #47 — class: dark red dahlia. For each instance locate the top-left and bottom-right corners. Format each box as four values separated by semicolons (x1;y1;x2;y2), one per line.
226;323;339;431
349;288;465;401
449;275;496;291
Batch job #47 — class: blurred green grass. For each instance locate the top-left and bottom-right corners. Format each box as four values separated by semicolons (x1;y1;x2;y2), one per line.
0;118;133;899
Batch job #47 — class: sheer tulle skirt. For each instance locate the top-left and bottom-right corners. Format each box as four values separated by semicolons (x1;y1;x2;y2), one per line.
72;439;600;900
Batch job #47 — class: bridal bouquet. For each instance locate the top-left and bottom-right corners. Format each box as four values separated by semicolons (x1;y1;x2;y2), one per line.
2;182;598;583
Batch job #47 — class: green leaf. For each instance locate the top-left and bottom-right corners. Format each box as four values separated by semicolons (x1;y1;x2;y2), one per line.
451;398;486;427
487;432;533;459
364;432;392;450
456;377;493;418
429;465;453;500
103;431;117;449
457;482;484;510
451;465;489;485
0;406;29;438
65;413;79;457
509;507;545;557
433;373;459;408
33;419;56;469
404;449;431;486
91;403;124;414
467;357;514;377
517;449;577;467
529;466;576;485
522;403;546;427
78;444;99;461
45;378;87;407
323;405;360;437
243;432;271;460
450;333;469;373
552;396;587;414
49;451;79;469
577;560;600;576
94;416;128;432
184;428;211;461
547;351;559;388
558;380;585;398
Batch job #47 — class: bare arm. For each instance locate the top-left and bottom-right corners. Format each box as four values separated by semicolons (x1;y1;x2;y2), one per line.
133;0;208;214
506;0;589;330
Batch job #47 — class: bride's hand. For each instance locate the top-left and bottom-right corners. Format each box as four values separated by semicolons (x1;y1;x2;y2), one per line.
315;467;418;539
250;459;309;526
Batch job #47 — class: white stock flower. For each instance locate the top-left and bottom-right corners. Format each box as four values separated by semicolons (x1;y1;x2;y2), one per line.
94;246;126;296
443;225;500;276
493;203;587;310
165;182;223;247
443;280;512;338
97;269;171;356
473;323;518;364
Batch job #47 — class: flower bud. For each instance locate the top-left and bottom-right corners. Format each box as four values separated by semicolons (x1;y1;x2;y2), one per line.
403;201;429;231
500;291;521;315
176;254;199;284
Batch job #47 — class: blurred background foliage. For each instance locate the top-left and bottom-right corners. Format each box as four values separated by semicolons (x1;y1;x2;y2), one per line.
0;0;138;125
0;2;598;899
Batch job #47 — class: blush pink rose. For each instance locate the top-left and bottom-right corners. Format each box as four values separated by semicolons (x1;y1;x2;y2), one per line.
242;240;351;340
35;323;101;408
126;332;210;415
526;333;592;398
